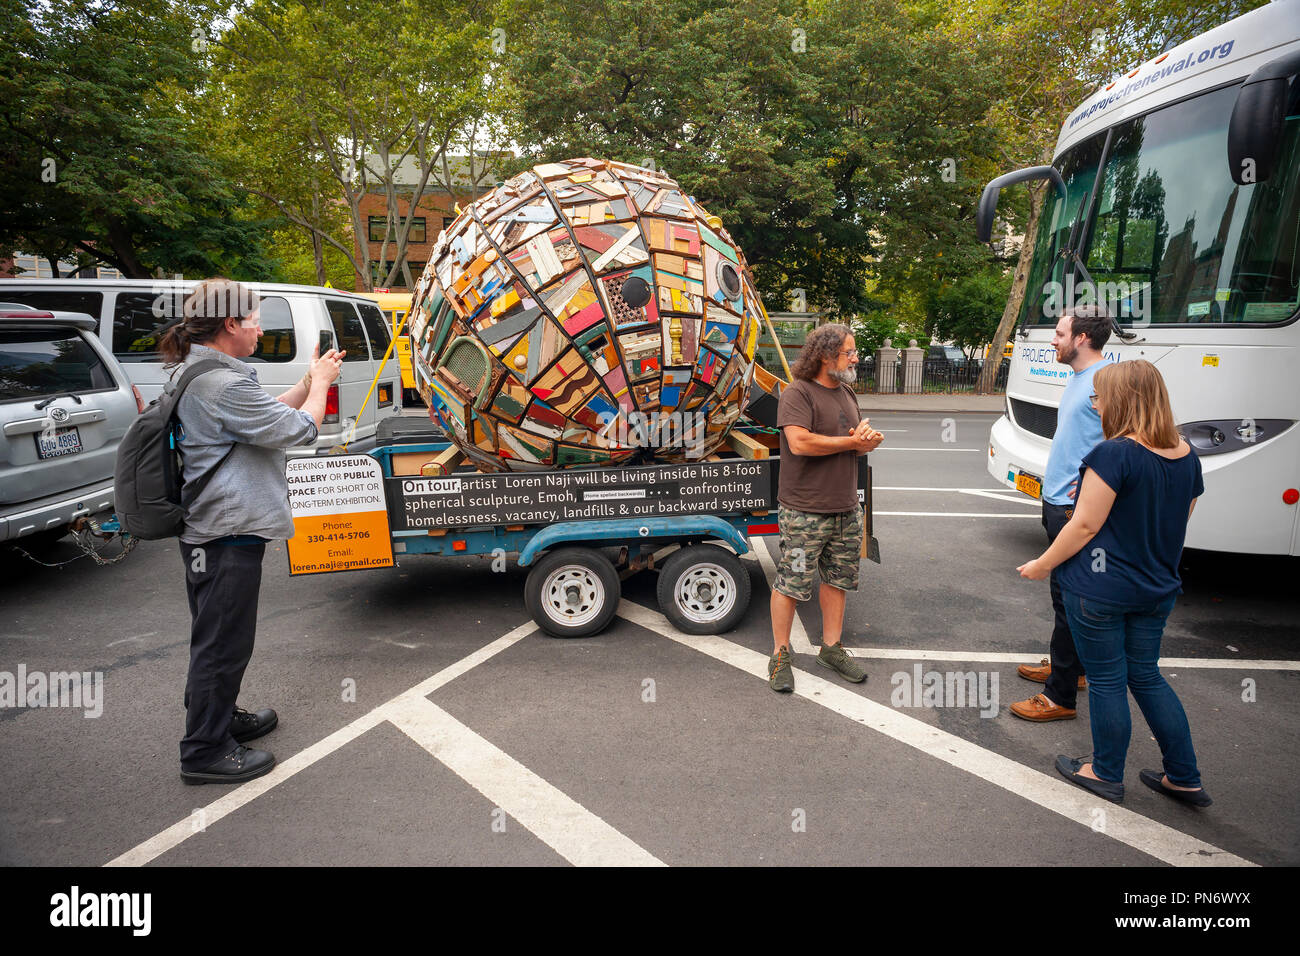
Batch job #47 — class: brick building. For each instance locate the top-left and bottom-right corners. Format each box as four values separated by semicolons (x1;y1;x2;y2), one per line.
353;154;504;292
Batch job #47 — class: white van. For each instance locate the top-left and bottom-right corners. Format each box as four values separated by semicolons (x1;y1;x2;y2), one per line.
0;279;402;455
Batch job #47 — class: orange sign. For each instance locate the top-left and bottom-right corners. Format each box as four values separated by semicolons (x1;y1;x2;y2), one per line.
286;455;394;575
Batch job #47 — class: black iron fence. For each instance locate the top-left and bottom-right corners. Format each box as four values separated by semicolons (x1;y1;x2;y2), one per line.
854;355;1009;394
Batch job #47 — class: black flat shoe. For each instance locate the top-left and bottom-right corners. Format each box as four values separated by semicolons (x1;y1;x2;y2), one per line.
1055;755;1124;803
181;745;275;785
1139;769;1212;807
230;706;277;743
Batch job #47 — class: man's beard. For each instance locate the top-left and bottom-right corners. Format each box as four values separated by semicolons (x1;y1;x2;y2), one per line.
1056;343;1077;366
833;367;856;385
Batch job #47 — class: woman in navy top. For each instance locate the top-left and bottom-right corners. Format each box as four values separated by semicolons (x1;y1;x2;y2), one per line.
1017;360;1210;807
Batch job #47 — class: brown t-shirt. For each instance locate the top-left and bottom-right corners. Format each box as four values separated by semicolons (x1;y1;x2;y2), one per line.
776;378;861;513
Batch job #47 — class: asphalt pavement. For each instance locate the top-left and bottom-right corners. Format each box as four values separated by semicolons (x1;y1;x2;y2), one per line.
2;411;1297;867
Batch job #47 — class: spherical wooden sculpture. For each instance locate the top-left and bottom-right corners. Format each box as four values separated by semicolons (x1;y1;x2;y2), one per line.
408;158;765;471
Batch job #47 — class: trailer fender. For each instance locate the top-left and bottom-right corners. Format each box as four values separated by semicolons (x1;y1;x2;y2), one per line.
517;516;750;566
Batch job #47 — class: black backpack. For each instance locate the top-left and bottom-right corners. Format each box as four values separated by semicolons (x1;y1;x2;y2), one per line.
113;360;234;540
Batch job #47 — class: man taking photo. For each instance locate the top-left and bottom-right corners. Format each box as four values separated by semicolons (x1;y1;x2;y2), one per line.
769;323;883;693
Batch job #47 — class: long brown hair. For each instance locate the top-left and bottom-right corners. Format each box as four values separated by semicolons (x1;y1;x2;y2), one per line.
791;323;853;381
1093;360;1181;448
159;277;259;366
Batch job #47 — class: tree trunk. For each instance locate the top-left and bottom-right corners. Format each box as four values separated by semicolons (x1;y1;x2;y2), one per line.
311;189;326;285
105;217;150;278
312;231;325;286
976;188;1042;395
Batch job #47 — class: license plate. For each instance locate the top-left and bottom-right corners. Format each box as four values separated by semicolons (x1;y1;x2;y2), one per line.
1014;470;1042;499
36;426;82;460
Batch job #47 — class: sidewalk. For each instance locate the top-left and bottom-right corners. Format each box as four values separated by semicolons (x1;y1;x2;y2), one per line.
856;392;1005;413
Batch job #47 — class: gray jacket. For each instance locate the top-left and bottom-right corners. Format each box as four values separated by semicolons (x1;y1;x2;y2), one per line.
173;344;318;543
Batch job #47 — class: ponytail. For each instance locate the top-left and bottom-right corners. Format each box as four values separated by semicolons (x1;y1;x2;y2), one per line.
160;277;260;369
159;322;192;366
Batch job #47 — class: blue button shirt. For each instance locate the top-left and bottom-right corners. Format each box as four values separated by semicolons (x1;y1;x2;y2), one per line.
1043;359;1110;505
1058;437;1205;604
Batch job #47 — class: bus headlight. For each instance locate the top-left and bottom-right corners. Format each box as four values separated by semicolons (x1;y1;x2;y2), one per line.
1181;419;1295;456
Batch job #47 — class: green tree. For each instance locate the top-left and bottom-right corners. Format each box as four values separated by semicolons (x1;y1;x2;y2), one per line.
0;0;275;278
926;267;1013;356
940;0;1270;391
498;0;1004;321
204;0;503;290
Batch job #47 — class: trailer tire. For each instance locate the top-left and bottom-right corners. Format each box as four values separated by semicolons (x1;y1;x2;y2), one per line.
525;547;621;638
656;544;751;635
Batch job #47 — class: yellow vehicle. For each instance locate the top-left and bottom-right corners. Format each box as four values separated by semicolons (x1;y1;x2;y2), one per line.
358;290;422;405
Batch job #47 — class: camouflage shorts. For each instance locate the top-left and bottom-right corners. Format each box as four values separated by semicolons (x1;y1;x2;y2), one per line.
774;506;862;602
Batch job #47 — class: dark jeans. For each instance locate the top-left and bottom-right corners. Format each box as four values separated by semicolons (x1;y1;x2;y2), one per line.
1062;590;1200;787
1042;501;1086;708
179;539;265;770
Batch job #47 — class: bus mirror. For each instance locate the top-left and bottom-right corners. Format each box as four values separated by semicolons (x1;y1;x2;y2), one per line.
976;166;1068;243
1228;50;1300;186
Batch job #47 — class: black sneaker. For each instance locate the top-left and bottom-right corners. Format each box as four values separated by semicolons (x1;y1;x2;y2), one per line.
230;706;277;743
769;646;795;693
181;745;275;785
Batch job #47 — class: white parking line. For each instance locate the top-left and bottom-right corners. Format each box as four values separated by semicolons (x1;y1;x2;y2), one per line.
105;708;389;867
748;536;815;654
877;486;1025;491
107;622;538;867
958;489;1038;505
834;647;1300;670
875;511;1040;518
386;696;663;867
615;600;1255;867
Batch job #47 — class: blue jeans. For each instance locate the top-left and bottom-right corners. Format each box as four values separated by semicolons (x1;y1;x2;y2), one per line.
1062;590;1201;788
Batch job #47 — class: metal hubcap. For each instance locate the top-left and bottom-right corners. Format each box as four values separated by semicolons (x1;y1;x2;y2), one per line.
676;563;736;624
542;565;605;626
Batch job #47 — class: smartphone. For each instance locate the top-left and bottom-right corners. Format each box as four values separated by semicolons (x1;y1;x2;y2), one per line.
319;330;333;356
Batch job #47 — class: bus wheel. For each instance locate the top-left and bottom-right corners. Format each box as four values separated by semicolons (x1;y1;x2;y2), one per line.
656;544;750;635
525;548;620;638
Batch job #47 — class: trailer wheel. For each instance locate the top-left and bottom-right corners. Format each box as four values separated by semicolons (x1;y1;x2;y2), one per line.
656;544;751;635
525;548;621;638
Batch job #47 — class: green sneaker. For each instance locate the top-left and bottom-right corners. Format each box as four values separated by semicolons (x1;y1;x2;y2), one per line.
768;646;794;693
817;642;867;683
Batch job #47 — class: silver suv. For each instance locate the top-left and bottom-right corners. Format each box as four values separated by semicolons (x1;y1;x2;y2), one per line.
1;308;140;544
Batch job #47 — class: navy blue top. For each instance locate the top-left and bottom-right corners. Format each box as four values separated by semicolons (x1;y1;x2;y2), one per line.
1058;437;1204;605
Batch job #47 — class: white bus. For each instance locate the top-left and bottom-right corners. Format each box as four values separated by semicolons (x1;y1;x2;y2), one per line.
979;0;1300;556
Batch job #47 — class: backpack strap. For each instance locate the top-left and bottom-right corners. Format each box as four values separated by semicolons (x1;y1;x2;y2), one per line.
168;359;237;505
166;359;227;399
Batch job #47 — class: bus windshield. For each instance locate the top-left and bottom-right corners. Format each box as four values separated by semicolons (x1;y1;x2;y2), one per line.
1018;132;1105;326
1023;82;1300;326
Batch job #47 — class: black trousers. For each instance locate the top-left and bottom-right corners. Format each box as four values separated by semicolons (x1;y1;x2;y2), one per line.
1041;502;1086;708
179;539;265;770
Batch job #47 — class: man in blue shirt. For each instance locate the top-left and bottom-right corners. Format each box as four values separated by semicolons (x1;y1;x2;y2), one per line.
1010;305;1112;722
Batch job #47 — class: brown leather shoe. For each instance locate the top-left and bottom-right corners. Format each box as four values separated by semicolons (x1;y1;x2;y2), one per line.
1017;658;1087;689
1010;693;1077;722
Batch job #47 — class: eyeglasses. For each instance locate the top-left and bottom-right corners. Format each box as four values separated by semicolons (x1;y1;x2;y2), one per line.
840;349;859;358
1089;393;1098;407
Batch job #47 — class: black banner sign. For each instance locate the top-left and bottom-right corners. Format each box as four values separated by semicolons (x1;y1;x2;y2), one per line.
387;460;774;530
